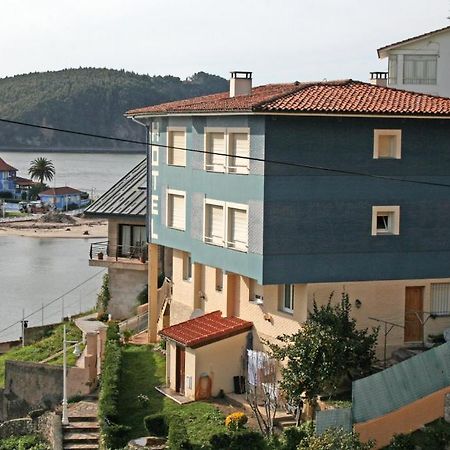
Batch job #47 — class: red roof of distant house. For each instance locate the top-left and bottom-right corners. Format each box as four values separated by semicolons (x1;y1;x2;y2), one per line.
159;311;253;348
0;157;17;172
39;187;82;196
378;25;450;57
14;176;35;187
126;80;450;117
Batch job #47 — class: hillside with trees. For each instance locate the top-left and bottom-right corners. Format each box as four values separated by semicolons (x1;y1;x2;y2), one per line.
0;68;228;152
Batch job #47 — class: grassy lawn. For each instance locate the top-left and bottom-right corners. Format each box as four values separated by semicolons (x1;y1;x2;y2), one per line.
117;345;226;444
0;322;81;388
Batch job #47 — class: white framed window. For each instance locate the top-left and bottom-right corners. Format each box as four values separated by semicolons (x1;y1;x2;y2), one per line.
403;55;437;85
183;253;192;281
281;284;295;313
388;55;398;85
167;128;186;167
431;283;450;316
371;206;400;236
204;127;250;174
228;132;250;174
203;199;248;252
167;189;186;231
204;200;225;246
227;204;248;252
373;130;402;159
250;280;264;304
205;130;226;172
215;268;224;292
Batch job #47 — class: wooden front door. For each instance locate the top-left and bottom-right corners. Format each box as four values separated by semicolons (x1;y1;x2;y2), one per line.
404;287;424;343
175;345;185;394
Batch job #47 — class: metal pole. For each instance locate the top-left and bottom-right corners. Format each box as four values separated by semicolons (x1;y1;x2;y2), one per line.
41;303;44;326
21;308;25;347
384;322;387;368
62;296;65;322
62;325;69;425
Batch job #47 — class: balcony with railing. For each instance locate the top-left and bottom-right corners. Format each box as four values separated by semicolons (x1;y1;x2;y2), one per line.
89;241;148;270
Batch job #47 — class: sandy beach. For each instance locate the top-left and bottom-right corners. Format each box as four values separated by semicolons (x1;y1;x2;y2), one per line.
0;216;108;239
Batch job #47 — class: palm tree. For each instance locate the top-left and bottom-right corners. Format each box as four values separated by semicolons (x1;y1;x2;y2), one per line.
28;157;55;185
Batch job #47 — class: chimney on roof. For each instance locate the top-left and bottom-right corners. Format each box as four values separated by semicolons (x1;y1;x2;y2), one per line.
230;71;252;97
370;71;388;87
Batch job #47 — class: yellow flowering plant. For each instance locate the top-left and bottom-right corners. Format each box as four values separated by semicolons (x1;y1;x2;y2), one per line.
225;412;248;431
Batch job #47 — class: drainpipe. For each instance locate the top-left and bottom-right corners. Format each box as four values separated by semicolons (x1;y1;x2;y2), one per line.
130;117;159;343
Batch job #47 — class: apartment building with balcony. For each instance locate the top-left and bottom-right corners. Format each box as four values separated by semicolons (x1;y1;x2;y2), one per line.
127;73;450;401
374;25;450;97
85;159;148;319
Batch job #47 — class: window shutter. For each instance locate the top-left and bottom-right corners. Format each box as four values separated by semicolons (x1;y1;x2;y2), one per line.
229;208;247;250
168;194;185;230
206;204;224;245
168;131;186;166
206;133;226;171
229;133;249;173
431;283;450;315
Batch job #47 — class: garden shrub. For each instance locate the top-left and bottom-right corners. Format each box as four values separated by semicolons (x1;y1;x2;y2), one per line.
209;432;232;450
230;430;267;450
99;323;124;449
421;419;450;450
385;433;415;449
278;422;314;450
0;435;49;449
298;427;374;450
209;430;267;450
97;273;110;312
144;413;169;437
168;417;192;449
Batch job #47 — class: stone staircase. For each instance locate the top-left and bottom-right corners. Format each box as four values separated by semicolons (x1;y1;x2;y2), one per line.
63;401;99;450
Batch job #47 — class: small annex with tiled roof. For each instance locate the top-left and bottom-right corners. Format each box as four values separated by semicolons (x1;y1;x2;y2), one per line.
159;310;252;348
39;186;83;196
160;311;253;401
127;79;450;118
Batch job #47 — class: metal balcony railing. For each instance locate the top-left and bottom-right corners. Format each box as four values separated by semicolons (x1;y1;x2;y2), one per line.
89;240;148;262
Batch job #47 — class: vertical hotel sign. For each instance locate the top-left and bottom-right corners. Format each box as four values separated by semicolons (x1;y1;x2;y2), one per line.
150;121;159;240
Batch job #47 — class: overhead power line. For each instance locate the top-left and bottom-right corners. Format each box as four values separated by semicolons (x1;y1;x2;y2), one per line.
0;269;105;336
1;117;450;189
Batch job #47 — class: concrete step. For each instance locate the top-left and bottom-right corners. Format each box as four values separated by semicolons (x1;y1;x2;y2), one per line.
392;347;425;363
64;431;99;440
63;444;100;450
67;415;98;423
65;422;100;431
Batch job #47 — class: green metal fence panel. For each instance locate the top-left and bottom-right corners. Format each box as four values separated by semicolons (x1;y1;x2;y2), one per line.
353;342;450;423
316;408;352;435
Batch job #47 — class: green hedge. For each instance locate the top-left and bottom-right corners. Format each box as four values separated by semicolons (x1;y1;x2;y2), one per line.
99;323;129;449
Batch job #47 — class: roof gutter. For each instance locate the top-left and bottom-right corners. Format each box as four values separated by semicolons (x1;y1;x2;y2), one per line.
127;110;450;121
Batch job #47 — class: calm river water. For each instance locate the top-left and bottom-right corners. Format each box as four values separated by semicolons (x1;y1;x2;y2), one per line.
0;151;144;341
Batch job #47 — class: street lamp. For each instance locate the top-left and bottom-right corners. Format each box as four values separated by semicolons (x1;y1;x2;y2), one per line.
62;324;82;426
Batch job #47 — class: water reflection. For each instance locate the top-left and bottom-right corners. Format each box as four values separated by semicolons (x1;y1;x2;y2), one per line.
0;236;103;341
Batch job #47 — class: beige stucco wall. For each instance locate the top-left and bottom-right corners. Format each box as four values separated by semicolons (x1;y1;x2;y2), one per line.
168;251;450;359
165;332;248;401
170;250;197;325
309;278;450;357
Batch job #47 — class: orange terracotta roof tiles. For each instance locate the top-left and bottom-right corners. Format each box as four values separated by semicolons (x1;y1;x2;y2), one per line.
378;25;450;56
15;176;35;186
127;80;450;117
159;310;253;348
0;157;17;172
39;187;82;196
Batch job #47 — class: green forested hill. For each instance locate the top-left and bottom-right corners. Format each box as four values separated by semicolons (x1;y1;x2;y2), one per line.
0;68;228;151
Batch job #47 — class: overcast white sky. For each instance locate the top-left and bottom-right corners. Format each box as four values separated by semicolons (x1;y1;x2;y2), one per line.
1;0;449;85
